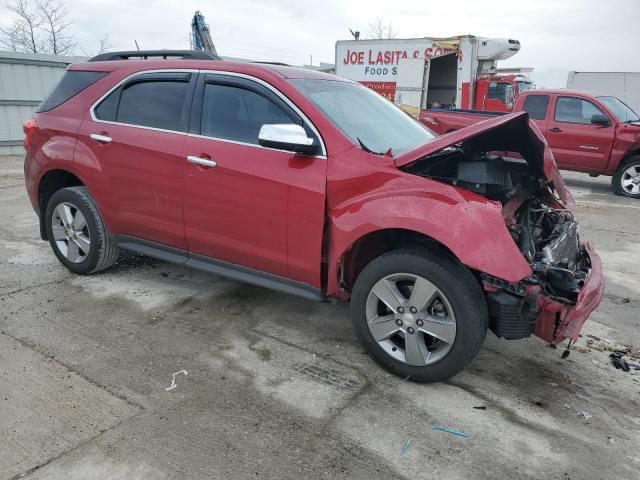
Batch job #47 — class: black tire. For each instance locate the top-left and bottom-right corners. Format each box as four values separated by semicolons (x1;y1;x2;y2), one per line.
612;155;640;198
350;249;487;382
45;186;119;274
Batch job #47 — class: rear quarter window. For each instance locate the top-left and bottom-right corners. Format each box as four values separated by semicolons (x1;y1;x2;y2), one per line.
36;70;108;113
522;95;549;120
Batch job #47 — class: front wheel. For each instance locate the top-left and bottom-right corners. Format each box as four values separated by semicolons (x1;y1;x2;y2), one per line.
350;249;487;382
612;156;640;198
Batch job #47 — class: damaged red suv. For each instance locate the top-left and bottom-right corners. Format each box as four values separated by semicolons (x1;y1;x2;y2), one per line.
23;50;604;382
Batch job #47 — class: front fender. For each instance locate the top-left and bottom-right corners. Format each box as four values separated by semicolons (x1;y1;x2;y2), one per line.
326;182;532;296
609;125;640;174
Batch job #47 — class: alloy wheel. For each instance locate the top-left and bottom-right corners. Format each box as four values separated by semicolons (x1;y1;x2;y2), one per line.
51;202;91;263
365;273;456;366
621;164;640;196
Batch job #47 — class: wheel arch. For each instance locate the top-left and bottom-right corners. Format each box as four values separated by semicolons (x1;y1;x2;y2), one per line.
37;169;85;240
623;149;640;163
338;228;462;295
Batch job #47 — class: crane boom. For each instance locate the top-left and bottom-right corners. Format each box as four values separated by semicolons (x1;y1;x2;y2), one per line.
191;11;218;56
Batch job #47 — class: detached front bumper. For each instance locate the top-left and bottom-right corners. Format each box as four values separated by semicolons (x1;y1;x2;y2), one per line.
533;242;604;344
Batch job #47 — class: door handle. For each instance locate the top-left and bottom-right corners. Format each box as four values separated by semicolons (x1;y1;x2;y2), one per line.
187;155;217;168
549;127;562;133
90;133;112;143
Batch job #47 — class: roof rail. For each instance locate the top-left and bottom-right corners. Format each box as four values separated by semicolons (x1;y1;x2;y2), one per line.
252;61;290;66
89;50;220;62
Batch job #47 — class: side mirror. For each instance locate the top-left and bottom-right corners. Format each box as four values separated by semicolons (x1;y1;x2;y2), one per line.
591;114;611;127
258;124;314;154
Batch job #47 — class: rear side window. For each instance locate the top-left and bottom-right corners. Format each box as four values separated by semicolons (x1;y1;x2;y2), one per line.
522;95;549;120
36;71;107;112
94;72;192;132
201;83;294;144
118;81;189;130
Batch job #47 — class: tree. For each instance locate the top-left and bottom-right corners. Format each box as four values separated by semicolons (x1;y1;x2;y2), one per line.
0;0;79;55
37;0;75;55
0;22;24;51
78;34;113;56
96;34;112;54
367;18;399;39
1;0;43;53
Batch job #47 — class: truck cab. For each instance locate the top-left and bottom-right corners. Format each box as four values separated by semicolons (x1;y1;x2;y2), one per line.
516;90;640;180
474;73;534;112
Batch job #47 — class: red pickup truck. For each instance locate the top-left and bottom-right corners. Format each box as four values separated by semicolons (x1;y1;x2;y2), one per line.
420;89;640;198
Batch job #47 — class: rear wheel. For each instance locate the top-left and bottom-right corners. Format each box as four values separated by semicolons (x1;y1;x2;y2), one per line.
612;156;640;198
45;186;119;274
350;249;487;382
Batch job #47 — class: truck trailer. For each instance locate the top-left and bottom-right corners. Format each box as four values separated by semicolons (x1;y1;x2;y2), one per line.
567;71;640;113
335;35;533;113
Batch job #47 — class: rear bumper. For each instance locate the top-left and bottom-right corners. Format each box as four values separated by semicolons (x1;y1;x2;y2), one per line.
533;242;604;343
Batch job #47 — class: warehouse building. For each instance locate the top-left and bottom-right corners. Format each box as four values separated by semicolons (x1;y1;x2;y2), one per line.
0;51;86;155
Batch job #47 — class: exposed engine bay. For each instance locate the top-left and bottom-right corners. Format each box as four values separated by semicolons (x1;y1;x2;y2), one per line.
403;147;536;201
403;147;591;341
512;198;588;303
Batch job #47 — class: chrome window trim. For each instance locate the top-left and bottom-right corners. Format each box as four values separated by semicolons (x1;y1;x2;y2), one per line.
89;68;327;158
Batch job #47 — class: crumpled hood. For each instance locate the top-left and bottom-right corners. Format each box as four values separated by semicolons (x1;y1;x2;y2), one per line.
394;111;572;203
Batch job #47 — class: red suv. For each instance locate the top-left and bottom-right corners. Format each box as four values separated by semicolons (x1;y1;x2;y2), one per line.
24;50;604;382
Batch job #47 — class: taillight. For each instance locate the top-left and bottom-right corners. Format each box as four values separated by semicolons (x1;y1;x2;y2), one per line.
23;118;38;149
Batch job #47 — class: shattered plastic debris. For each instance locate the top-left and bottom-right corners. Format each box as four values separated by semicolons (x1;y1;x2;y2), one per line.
432;424;468;438
572;346;591;354
610;352;631;372
401;438;413;457
577;411;593;420
165;369;188;391
587;338;632;354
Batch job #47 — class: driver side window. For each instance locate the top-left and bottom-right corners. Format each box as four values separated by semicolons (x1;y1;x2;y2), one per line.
201;83;294;145
554;97;606;124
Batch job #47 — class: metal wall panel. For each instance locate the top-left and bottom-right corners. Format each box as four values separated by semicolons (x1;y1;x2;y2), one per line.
0;62;66;101
0;51;87;154
0;105;37;141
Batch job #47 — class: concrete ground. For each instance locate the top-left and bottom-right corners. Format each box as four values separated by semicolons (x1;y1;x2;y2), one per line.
1;154;639;480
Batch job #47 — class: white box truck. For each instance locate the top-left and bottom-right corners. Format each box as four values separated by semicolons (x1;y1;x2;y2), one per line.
335;35;532;113
567;72;640;113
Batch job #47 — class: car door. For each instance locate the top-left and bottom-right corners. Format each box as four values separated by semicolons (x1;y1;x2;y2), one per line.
182;73;327;287
78;71;196;249
544;95;615;171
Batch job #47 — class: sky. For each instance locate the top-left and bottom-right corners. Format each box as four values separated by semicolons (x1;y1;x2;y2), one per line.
1;0;639;87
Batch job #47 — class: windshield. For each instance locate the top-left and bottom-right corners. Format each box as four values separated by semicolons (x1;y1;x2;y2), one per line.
289;79;436;155
598;96;639;122
517;81;533;94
